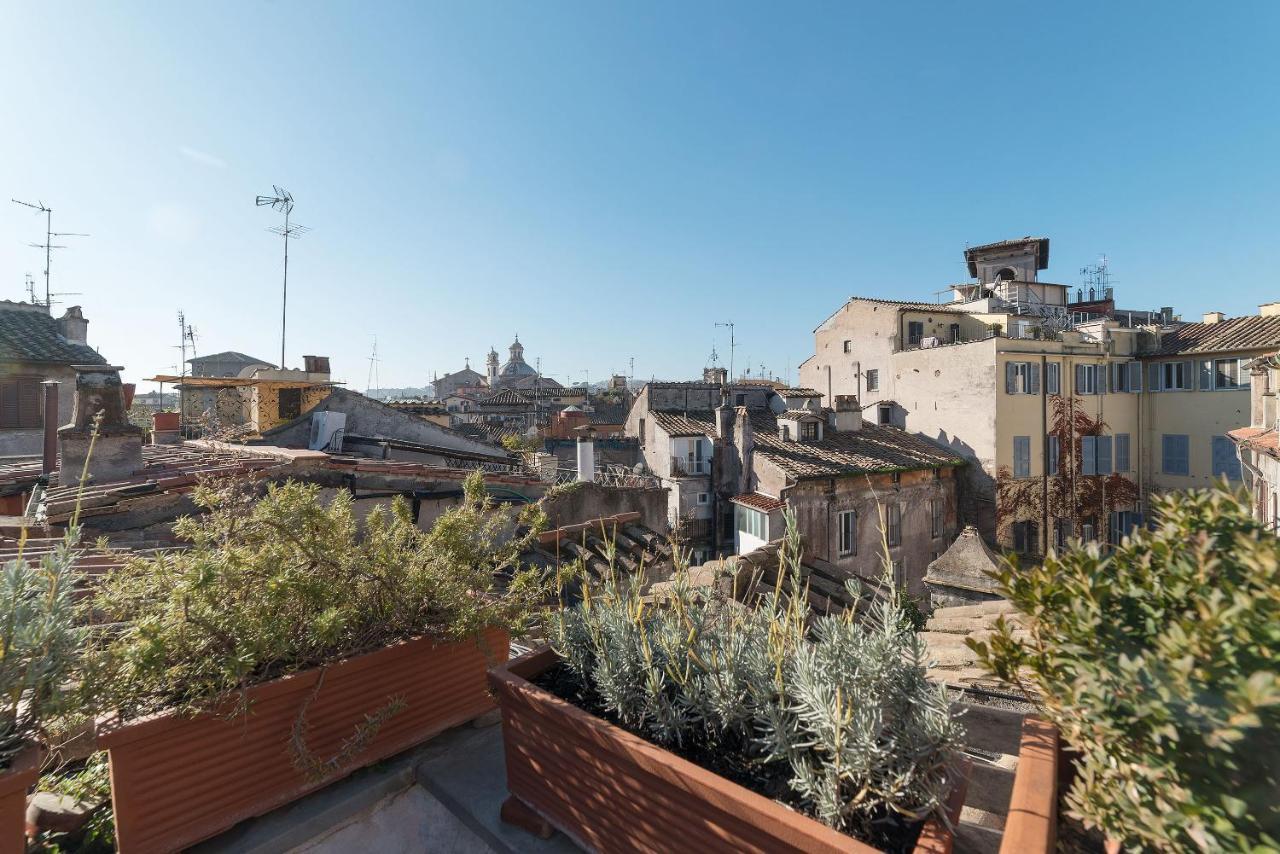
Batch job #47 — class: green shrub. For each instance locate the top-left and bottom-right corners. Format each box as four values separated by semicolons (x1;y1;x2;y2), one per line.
0;530;87;769
548;514;964;840
94;471;545;718
969;488;1280;851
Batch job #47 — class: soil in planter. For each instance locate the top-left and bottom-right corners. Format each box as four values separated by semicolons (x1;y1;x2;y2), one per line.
533;662;924;854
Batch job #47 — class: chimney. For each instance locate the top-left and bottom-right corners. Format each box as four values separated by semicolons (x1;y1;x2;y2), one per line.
303;355;331;375
41;381;59;475
703;366;728;385
58;366;144;486
1160;306;1174;324
734;406;754;461
1260;302;1280;318
575;427;597;482
832;395;863;432
1203;311;1225;325
57;306;88;344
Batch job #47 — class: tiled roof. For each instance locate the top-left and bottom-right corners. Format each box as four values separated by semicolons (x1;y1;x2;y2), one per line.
479;389;533;407
731;492;785;512
1151;316;1280;355
848;297;969;314
650;410;717;438
188;351;274;366
587;403;628;425
749;411;961;480
1229;426;1279;459
963;236;1050;274
0;305;106;365
777;387;823;398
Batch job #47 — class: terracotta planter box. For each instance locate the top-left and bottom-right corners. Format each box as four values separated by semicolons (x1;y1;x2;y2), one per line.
999;717;1059;854
151;411;179;432
0;746;39;854
489;646;967;854
100;628;507;854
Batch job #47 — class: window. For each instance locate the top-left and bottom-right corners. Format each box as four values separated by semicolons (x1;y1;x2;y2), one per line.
949;323;961;343
891;470;901;484
801;421;818;441
1013;436;1031;478
1046;362;1060;395
865;369;879;392
884;504;901;546
843;340;852;354
930;498;943;538
1150;360;1192;392
1211;435;1242;481
697;492;710;505
0;377;43;429
1005;362;1041;395
907;321;924;347
737;506;766;540
1013;521;1038;554
1210;358;1243;390
638;417;645;447
735;393;746;406
1109;510;1141;544
1115;433;1130;473
1109;361;1142;393
1081;435;1113;476
1054;518;1072;551
1162;434;1190;475
1074;363;1102;395
878;404;892;425
891;560;905;587
1047;434;1060;475
278;387;302;420
837;510;857;556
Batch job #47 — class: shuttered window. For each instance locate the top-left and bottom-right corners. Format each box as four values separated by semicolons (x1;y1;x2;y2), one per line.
1046;362;1060;395
885;503;901;546
1115;433;1131;473
1211;435;1242;481
0;377;43;429
1047;434;1060;475
1162;434;1190;475
1013;436;1031;478
837;510;857;555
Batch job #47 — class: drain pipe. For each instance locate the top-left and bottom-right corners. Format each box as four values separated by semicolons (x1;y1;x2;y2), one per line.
41;380;60;476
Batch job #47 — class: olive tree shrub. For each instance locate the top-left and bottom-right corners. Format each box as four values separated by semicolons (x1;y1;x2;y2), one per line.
94;471;545;719
969;488;1280;851
548;515;964;839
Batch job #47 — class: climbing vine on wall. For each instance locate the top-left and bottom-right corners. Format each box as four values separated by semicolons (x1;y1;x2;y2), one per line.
995;394;1140;551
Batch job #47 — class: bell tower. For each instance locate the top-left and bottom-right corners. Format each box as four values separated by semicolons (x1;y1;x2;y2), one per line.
486;346;500;387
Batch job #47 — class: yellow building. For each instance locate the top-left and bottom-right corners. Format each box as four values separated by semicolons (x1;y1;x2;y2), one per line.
799;236;1280;555
151;361;337;437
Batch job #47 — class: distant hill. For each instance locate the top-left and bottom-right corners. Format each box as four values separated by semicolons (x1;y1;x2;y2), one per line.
366;387;434;401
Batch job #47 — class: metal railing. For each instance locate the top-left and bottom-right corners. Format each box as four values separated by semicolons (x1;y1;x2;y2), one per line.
670;457;709;477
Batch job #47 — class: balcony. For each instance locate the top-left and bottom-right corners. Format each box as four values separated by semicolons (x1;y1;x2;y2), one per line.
670;456;709;477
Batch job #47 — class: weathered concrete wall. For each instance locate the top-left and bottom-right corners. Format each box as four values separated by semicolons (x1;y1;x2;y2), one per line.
540;482;669;534
786;467;959;599
262;388;509;459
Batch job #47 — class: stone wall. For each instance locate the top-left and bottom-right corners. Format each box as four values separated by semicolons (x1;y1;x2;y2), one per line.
540;481;669;534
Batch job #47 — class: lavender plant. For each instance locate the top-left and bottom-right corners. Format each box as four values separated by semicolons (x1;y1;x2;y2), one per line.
548;513;964;839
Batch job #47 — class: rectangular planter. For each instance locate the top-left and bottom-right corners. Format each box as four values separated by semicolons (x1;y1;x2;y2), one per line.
0;746;39;854
99;627;507;854
999;717;1059;854
489;646;967;854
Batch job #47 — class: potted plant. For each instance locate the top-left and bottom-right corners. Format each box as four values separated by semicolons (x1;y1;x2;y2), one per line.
93;472;544;853
0;530;87;853
491;518;968;853
969;488;1280;852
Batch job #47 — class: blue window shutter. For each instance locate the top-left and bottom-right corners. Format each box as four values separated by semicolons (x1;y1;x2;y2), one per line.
1199;359;1213;391
1082;436;1097;475
1075;364;1086;394
1013;436;1030;478
1097;435;1113;475
1163;434;1189;475
1005;362;1017;394
1098;364;1106;395
1149;363;1161;392
1029;363;1041;395
1212;436;1242;481
1048;435;1060;475
1129;361;1142;392
1116;433;1130;472
1046;362;1060;395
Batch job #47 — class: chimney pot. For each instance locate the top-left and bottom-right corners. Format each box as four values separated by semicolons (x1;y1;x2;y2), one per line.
1203;311;1225;325
58;366;144;485
832;395;863;432
57;306;88;344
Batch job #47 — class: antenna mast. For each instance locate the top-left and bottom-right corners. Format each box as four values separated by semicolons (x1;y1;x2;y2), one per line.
11;198;88;306
366;337;381;397
256;186;309;369
715;321;736;381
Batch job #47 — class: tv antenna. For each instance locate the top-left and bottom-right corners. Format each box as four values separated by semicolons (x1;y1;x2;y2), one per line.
366;336;381;397
11;198;89;306
176;311;197;378
715;321;736;381
255;186;310;369
1078;255;1114;303
629;356;634;382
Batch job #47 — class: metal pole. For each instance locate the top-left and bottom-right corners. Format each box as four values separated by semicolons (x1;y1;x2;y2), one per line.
281;206;289;368
44;208;52;307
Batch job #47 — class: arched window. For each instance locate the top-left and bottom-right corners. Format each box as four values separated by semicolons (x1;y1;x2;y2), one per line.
995;267;1017;282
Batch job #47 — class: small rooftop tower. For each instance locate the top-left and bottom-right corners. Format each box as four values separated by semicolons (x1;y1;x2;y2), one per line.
964;237;1049;284
486;347;499;386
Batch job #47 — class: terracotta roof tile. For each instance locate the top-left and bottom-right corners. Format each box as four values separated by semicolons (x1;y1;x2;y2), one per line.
1151;316;1280;355
731;492;785;512
0;305;107;365
650;410;717;438
749;411;962;480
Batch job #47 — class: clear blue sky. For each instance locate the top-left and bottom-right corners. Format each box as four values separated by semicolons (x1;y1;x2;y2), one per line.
3;2;1277;392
